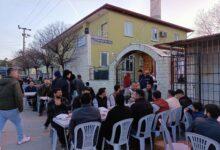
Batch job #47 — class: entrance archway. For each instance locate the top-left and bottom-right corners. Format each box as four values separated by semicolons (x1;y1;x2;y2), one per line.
116;51;156;84
110;44;170;98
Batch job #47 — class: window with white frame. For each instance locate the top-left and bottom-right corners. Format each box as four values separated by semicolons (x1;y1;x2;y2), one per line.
124;21;133;37
174;33;180;41
151;28;158;41
100;52;108;67
101;23;108;37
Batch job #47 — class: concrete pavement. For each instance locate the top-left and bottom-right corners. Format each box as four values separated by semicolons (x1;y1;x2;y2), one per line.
1;107;52;150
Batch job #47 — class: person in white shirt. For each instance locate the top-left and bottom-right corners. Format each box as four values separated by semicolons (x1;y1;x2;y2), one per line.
108;84;122;108
166;90;181;109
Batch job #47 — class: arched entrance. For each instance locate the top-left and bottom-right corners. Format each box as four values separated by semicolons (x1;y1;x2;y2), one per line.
110;44;170;98
116;51;156;84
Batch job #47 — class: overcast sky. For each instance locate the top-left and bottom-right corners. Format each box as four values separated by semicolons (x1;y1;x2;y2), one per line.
0;0;219;60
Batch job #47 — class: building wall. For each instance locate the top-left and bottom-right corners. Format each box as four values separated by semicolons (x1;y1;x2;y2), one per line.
65;35;91;82
89;10;187;67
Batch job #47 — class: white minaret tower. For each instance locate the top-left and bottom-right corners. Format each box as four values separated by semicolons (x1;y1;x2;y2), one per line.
150;0;161;19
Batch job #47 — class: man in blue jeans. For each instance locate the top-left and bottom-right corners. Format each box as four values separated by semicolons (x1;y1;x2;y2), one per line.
0;68;30;148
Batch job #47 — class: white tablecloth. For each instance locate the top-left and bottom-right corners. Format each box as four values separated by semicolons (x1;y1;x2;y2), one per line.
40;96;50;100
53;117;71;128
53;108;109;129
24;92;37;97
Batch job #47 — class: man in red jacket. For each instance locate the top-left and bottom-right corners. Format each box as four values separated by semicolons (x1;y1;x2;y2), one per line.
153;90;169;113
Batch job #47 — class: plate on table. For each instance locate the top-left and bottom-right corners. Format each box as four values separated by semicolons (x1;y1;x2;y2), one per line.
56;114;69;120
40;97;48;100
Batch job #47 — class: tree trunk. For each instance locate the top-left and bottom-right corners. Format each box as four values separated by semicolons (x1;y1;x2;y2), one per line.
46;66;49;78
51;67;54;79
61;63;64;71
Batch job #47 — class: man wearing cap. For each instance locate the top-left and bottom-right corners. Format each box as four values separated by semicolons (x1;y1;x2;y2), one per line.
0;68;30;148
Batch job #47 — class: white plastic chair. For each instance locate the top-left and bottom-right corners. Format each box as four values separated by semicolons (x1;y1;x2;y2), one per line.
186;132;220;150
161;120;189;150
71;121;101;150
182;111;193;131
168;107;182;142
152;110;170;138
102;118;133;150
131;114;155;150
50;128;58;150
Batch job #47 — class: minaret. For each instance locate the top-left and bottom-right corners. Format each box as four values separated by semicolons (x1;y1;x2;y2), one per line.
150;0;161;19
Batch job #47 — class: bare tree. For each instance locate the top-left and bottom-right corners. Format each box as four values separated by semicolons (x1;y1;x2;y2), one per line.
40;22;77;70
195;2;220;35
12;50;33;75
26;49;42;79
30;41;55;77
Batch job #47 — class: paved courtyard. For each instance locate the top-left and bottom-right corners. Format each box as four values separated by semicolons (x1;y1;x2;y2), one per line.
1;107;51;150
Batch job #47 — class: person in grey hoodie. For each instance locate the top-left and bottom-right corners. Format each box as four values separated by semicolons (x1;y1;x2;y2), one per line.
0;68;30;147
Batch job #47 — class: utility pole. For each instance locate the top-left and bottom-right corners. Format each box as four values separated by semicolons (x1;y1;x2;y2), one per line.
18;25;31;52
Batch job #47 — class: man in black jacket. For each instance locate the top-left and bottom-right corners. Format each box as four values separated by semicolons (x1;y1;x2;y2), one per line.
44;88;68;148
97;93;132;149
0;68;30;146
130;89;153;131
175;89;192;109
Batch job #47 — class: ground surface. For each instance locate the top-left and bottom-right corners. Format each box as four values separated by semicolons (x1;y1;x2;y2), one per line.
2;106;52;150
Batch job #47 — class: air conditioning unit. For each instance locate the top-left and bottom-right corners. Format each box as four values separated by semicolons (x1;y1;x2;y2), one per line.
160;31;167;37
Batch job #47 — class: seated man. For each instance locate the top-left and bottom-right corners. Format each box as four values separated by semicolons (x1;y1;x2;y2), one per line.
185;102;204;120
175;89;192;109
69;93;101;145
130;89;153;131
143;83;153;102
166;90;180;110
153;90;169;113
25;81;37;111
97;93;132;149
93;88;110;108
44;88;68;148
108;84;122;108
187;104;220;143
72;87;91;111
38;79;53;116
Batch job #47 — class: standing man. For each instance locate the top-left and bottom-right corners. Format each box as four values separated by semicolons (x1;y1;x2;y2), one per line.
144;70;154;87
0;68;30;147
138;69;146;89
73;75;85;96
38;79;53;116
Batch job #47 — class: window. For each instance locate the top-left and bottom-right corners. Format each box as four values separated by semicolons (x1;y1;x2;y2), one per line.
174;33;180;41
100;52;109;67
101;23;108;37
121;55;134;71
151;28;158;41
124;21;133;37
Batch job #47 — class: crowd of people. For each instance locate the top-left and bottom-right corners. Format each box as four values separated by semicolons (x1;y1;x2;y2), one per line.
0;67;220;150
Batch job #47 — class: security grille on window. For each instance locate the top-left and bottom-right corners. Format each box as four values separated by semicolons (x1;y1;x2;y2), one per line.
101;52;108;67
101;23;108;37
124;21;133;37
151;28;158;41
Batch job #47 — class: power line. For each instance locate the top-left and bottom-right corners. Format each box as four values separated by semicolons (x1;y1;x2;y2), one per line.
32;0;63;27
21;0;42;26
26;0;53;26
